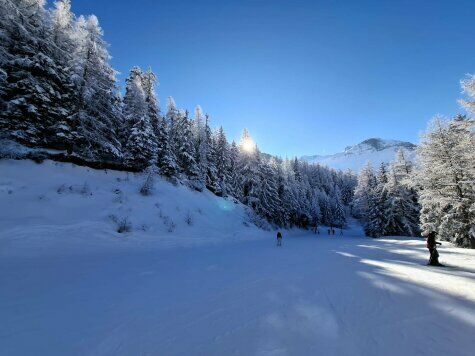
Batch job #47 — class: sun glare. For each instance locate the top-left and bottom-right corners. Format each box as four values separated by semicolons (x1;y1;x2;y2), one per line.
241;137;255;153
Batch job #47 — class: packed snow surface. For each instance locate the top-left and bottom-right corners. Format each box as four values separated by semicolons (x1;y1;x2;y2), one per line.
1;160;474;356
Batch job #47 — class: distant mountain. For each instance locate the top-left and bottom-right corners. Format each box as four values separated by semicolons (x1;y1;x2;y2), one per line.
301;138;417;172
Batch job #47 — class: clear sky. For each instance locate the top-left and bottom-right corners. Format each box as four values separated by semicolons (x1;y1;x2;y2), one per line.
70;0;475;157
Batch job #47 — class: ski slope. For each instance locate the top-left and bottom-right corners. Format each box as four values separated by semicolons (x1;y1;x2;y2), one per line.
1;160;475;355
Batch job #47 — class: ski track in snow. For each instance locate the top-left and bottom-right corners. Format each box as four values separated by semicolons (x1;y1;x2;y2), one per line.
1;160;475;355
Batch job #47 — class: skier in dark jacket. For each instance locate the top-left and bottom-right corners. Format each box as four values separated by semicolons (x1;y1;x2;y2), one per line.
426;231;443;266
276;231;282;247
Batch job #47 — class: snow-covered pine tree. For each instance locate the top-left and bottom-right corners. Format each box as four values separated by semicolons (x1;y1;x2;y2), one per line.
416;114;475;247
387;150;420;236
192;105;207;182
309;190;322;229
122;67;146;138
121;66;158;170
352;162;377;220
213;126;231;195
318;191;333;228
275;159;291;226
383;169;419;236
298;172;313;228
47;0;77;147
203;114;219;193
155;115;177;178
166;96;180;151
339;169;357;205
460;74;475;114
0;0;72;147
191;107;219;192
332;187;346;229
140;67;178;175
69;15;122;160
256;158;281;223
281;158;304;226
237;129;261;209
392;149;413;184
124;115;157;170
174;109;200;184
141;67;161;123
227;140;240;197
370;163;391;237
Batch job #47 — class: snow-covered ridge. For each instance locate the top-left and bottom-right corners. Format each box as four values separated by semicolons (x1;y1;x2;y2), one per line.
343;138;416;154
301;138;417;172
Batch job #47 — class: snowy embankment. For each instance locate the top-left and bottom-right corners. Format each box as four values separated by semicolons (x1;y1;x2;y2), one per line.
1;160;475;356
0;159;269;255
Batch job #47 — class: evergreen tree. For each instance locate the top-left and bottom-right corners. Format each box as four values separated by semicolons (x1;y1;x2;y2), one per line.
384;170;419;236
309;190;322;228
352;162;377;220
203;115;219;192
138;67;176;175
332;188;346;229
415;115;475;247
366;163;390;237
0;0;72;147
69;15;122;160
388;150;420;236
192;105;207;182
121;66;157;169
318;192;333;227
166;96;180;155
214;126;231;195
47;0;77;146
124;115;157;169
237;129;261;209
122;66;146;139
141;67;161;123
256;158;281;223
227;140;240;197
155;116;177;178
174;110;200;182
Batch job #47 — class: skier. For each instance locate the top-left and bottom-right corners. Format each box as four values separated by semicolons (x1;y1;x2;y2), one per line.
426;231;443;266
276;231;282;247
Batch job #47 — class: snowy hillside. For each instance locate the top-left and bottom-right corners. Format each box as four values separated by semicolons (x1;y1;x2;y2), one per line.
0;159;269;252
301;138;417;172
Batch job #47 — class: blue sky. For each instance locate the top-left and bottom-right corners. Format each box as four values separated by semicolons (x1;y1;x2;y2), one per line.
71;0;475;157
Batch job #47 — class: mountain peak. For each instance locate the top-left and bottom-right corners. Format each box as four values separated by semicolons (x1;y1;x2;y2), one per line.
301;138;416;172
344;138;416;153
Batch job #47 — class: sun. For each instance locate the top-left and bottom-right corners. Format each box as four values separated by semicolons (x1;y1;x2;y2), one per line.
241;137;255;153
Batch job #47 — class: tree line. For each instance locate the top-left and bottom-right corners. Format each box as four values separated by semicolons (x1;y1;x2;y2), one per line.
0;0;357;229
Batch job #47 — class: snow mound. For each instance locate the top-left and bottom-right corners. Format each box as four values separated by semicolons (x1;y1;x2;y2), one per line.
0;159;268;254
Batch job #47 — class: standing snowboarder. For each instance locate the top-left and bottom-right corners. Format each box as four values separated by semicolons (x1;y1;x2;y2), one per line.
276;231;282;247
426;231;443;266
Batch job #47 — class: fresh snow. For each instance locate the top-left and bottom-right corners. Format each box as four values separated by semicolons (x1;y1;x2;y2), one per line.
1;160;475;356
301;138;416;172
